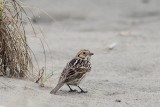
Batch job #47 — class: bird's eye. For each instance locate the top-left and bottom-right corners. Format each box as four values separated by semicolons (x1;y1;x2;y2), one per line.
83;52;86;54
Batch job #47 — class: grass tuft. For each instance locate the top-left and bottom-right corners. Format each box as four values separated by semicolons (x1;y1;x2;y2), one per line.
0;0;32;78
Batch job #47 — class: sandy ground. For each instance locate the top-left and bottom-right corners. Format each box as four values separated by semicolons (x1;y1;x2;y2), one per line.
1;0;160;107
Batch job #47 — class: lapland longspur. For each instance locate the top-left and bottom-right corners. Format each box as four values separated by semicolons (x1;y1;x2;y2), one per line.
50;50;94;94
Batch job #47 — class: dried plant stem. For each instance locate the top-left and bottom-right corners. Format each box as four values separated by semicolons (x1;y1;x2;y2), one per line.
0;0;2;17
0;0;3;76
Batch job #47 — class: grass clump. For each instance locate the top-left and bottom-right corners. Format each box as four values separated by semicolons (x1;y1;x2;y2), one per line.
0;0;32;78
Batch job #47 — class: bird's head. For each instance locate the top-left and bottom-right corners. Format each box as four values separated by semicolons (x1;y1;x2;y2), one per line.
76;50;94;60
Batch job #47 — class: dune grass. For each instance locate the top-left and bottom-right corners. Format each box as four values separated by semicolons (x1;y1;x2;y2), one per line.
0;0;32;78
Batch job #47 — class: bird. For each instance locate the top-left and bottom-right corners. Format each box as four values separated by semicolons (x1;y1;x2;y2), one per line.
50;49;94;94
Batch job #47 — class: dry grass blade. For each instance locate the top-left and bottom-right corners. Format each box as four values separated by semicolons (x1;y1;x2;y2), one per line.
0;0;33;78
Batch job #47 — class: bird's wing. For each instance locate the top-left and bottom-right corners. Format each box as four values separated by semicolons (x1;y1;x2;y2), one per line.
59;58;90;83
64;67;88;83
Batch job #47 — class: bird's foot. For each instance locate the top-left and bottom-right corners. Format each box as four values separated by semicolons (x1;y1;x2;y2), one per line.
78;90;88;93
77;86;87;93
69;89;77;92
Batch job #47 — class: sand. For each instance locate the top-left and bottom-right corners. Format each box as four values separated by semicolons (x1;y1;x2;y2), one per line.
1;0;160;107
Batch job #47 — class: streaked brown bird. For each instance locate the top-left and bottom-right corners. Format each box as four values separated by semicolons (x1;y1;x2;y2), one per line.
50;50;94;94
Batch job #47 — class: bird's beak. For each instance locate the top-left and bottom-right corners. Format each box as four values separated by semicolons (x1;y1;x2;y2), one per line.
89;52;94;56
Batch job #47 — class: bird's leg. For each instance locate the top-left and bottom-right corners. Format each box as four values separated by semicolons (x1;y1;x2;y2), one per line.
67;85;77;92
77;86;87;93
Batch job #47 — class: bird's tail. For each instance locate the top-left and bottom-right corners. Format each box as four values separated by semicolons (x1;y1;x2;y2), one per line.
50;82;64;94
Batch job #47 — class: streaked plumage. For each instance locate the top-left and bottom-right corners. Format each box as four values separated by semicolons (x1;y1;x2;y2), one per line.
50;50;93;94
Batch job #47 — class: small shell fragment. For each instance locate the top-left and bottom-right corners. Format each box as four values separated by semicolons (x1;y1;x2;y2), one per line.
108;42;117;50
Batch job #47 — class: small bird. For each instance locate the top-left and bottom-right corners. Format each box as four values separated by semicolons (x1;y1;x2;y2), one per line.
50;49;94;94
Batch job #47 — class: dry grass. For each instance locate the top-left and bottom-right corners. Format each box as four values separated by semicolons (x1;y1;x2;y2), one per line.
0;0;32;78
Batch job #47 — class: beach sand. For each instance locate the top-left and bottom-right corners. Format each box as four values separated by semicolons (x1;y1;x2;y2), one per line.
1;0;160;107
